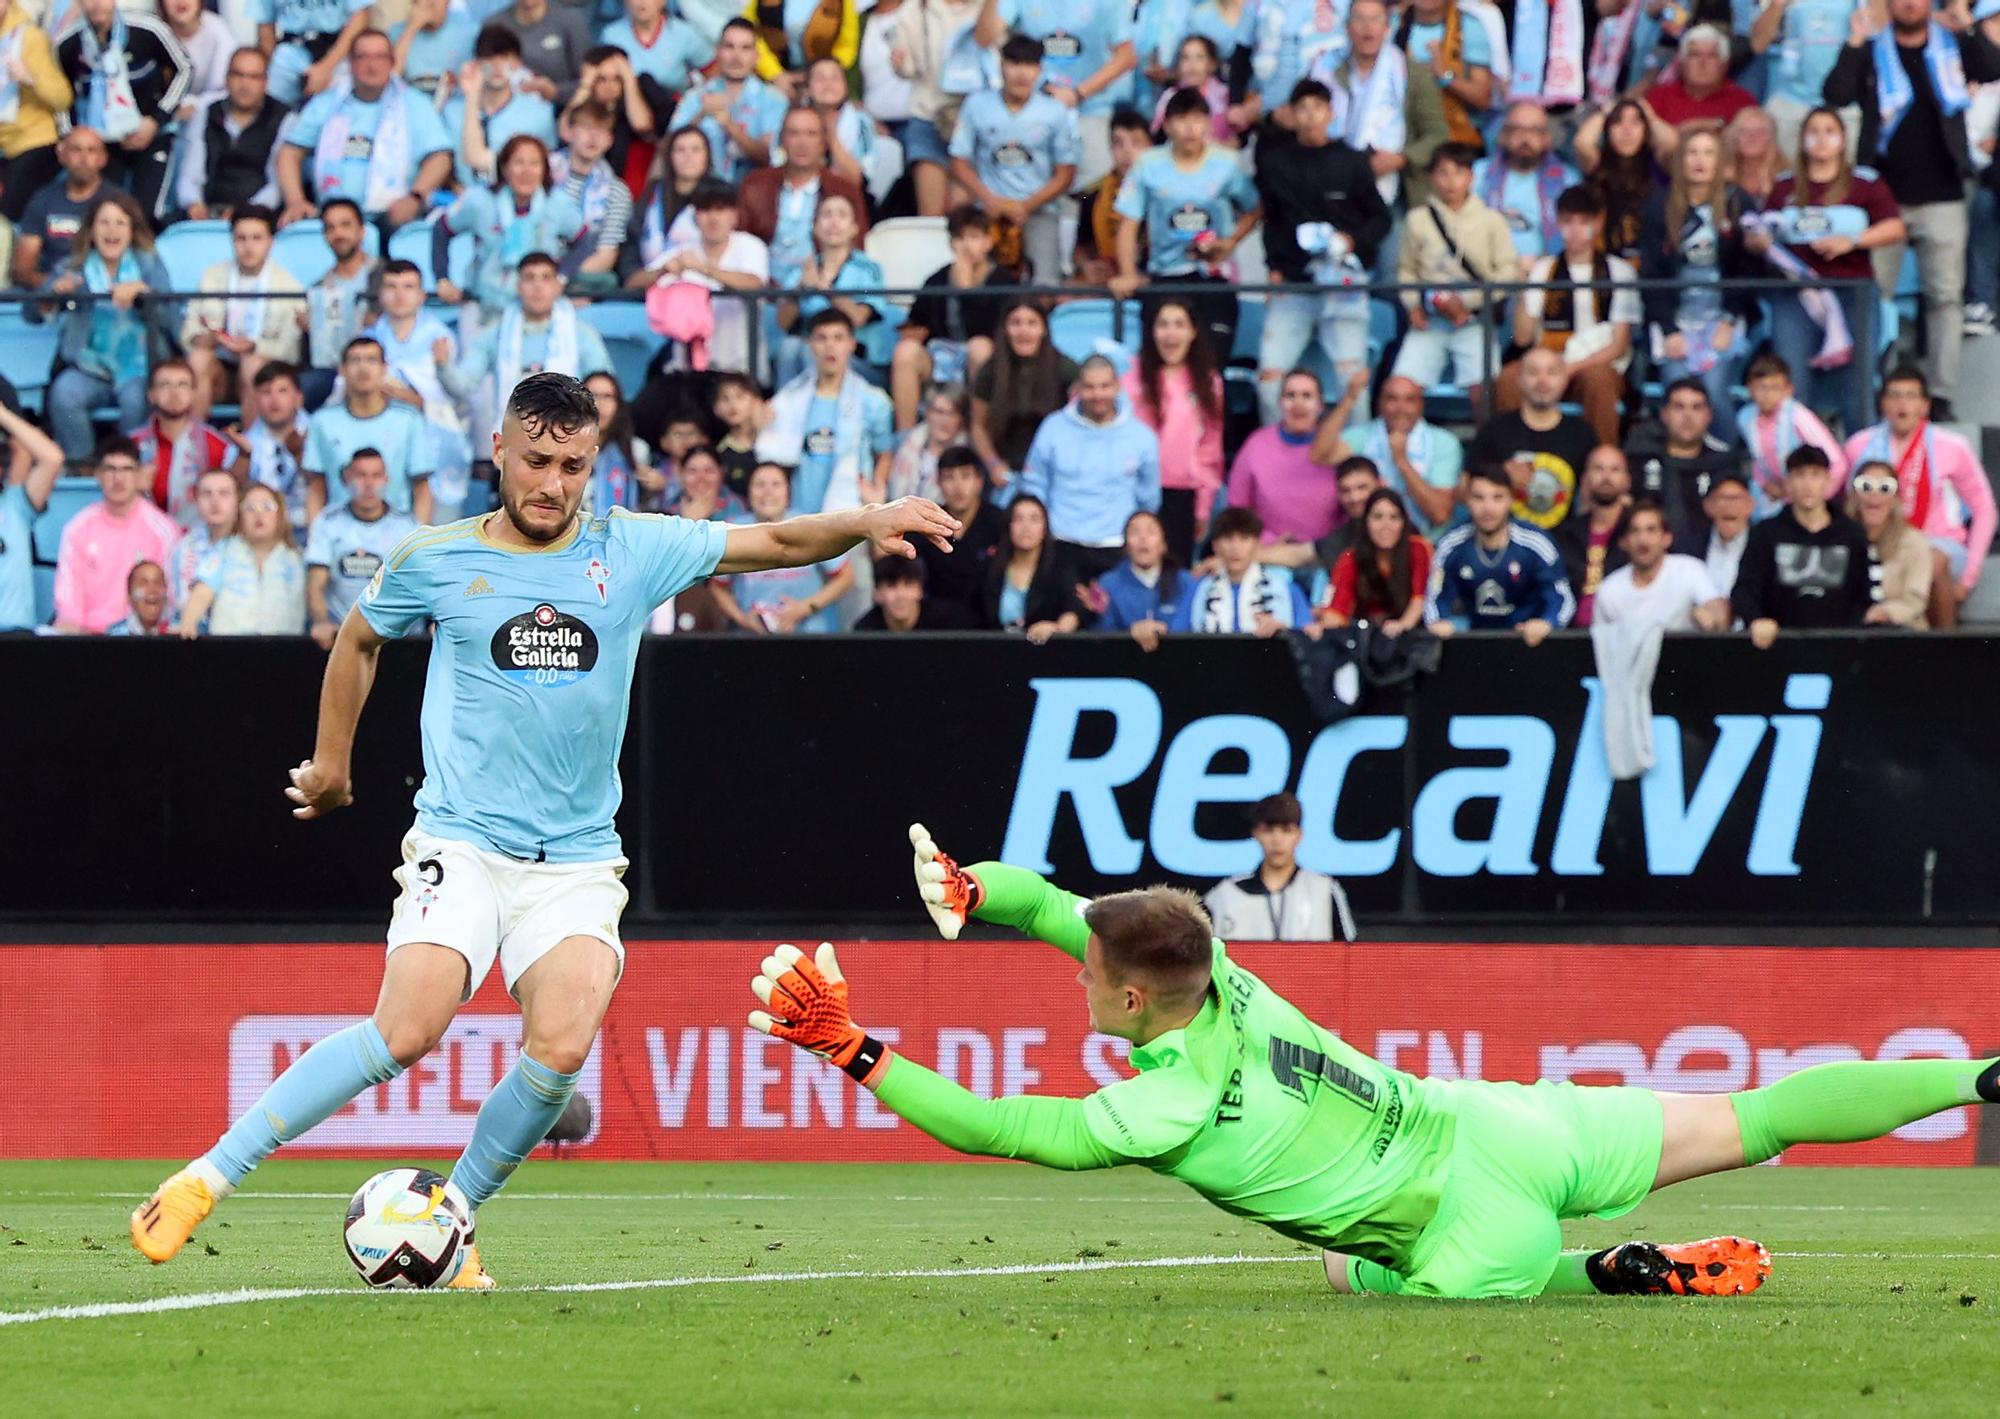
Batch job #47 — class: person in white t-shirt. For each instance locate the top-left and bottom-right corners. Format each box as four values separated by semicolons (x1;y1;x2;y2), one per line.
654;179;771;379
1593;497;1733;632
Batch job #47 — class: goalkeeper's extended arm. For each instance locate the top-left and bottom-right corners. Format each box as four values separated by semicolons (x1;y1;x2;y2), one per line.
748;943;1127;1171
910;824;1092;963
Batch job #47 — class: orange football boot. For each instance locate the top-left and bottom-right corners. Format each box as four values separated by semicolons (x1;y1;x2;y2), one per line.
130;1169;216;1264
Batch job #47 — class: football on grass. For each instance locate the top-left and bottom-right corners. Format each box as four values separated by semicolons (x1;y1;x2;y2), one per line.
343;1168;471;1289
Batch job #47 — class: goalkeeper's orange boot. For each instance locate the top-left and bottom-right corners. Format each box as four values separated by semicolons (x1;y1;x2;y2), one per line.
130;1169;216;1264
1595;1236;1771;1296
447;1243;496;1290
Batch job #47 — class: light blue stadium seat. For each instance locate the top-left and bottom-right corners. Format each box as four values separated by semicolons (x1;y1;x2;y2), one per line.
271;218;382;288
588;301;655;343
154;220;232;288
856;301;906;369
1048;300;1141;363
0;306;59;412
33;477;102;563
386;219;440;288
603;336;654;397
1230;295;1264;363
32;564;53;625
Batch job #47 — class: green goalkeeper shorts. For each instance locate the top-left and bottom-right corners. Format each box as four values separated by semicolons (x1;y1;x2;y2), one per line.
1350;1079;1665;1299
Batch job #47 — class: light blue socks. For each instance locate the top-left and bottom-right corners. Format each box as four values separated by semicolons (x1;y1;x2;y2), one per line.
200;1019;404;1190
448;1053;581;1211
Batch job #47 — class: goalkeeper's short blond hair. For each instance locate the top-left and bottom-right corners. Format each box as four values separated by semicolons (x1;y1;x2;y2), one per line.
1084;888;1215;1008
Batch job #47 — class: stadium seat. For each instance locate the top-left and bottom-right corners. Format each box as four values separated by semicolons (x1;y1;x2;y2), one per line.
603;336;654;398
33;477;101;564
386;219;439;288
272;218;382;289
31;564;52;625
1229;295;1264;365
587;301;656;344
154;220;232;288
0;306;60;412
1048;300;1142;364
862;216;950;294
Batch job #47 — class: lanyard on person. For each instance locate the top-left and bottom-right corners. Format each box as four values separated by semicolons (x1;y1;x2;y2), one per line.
1266;877;1290;940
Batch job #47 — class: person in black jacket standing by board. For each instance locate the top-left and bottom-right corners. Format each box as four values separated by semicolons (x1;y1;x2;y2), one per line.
55;0;190;217
1253;78;1392;426
1733;445;1874;647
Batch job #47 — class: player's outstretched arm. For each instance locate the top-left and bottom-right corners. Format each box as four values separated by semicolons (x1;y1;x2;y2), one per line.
748;944;1126;1171
911;824;1091;962
716;497;961;574
285;608;390;820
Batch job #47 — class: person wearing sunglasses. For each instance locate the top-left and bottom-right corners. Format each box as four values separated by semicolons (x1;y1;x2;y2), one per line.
1847;460;1936;630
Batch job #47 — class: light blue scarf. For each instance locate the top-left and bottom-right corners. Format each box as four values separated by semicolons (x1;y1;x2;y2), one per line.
79;249;148;386
1875;23;1968;148
757;367;873;514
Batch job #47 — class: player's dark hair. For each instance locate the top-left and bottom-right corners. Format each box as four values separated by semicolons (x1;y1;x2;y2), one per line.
344;447;386;481
690;178;739;212
720;16;758;39
1351;488;1417;618
1252;791;1302;828
475;23;521;59
506;371;599;442
711;371;761;406
1336;455;1382;483
93;433;142;468
938;445;984;480
1430;141;1480;173
1211;506;1263;542
874;555;925;587
947;202;989;239
1289;78;1332;108
342;336;384;362
1664;376;1711;407
1162;86;1211;124
583;43;627;67
253;360;300;389
231;203;276;235
806;306;856;336
1881;362;1929;399
379;257;422;282
1466;466;1515;495
1000;33;1044;66
1784;444;1830;475
1554;183;1604;219
1109;106;1152;137
1744;350;1794;385
1615;495;1670;541
1083;887;1216;1008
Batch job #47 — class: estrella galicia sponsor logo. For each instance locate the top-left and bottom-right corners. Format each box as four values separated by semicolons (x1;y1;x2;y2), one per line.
491;603;599;687
1000;674;1833;881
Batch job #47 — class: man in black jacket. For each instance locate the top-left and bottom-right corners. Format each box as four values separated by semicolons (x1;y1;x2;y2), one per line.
1822;0;2000;420
1732;445;1874;646
1624;378;1745;545
55;0;191;217
170;47;291;224
1254;78;1393;425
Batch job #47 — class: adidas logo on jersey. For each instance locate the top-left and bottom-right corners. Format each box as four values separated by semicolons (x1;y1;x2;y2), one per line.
465;576;495;598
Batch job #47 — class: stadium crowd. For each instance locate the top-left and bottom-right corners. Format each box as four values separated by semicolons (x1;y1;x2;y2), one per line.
0;0;1996;642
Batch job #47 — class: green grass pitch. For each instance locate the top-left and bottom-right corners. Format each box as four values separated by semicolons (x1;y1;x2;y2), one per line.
5;1161;1999;1417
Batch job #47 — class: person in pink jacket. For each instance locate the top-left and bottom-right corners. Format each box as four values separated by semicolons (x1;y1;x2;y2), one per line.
1120;300;1225;564
1842;365;1996;624
54;434;186;634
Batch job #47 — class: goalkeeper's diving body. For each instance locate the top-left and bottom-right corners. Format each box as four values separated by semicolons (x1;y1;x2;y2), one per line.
749;827;2000;1299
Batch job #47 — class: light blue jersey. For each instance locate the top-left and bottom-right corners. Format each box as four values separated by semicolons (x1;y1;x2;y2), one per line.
601;16;712;94
1114;145;1260;276
439;91;559;191
668;76;789;184
724;546;847;634
357;511;729;860
287;88;453;210
446;186;585;311
0;484;37;630
306;503;419;623
388;13;481;93
1768;0;1851;107
949;90;1081;201
1000;0;1136;115
306;400;436;514
1404;16;1490;69
250;0;364;37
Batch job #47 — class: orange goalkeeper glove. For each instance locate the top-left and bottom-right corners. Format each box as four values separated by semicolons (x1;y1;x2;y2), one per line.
748;943;890;1087
910;822;981;940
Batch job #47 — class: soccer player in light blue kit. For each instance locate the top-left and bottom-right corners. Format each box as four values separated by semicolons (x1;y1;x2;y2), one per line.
131;372;962;1285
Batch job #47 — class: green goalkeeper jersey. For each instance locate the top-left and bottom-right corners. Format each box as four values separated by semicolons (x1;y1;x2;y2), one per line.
871;863;1455;1269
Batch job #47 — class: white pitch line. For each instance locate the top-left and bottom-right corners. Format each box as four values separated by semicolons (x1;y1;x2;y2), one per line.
14;1190;1187;1205
0;1252;1317;1328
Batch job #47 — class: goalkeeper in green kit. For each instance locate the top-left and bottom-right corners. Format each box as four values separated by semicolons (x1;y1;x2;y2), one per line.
747;827;2000;1299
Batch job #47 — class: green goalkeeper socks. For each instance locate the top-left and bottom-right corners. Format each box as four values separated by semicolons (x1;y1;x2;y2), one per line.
1730;1057;2000;1166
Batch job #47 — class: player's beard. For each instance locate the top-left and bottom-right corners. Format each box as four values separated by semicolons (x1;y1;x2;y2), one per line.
498;483;578;543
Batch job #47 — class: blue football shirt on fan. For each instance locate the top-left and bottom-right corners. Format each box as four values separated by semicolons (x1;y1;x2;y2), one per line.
358;511;729;861
1114;146;1259;276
